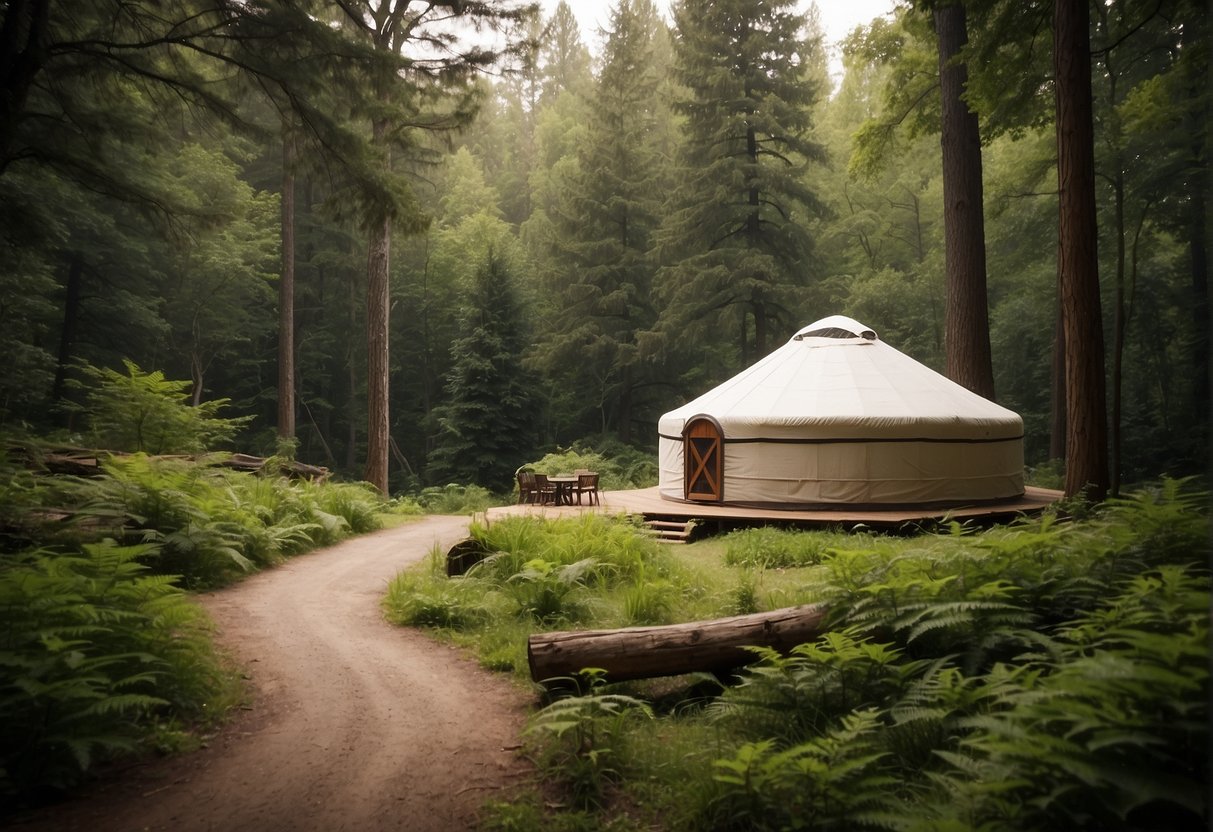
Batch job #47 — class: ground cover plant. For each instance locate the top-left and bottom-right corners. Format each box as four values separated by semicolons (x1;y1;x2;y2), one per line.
383;514;820;679
388;482;1209;832
0;440;397;805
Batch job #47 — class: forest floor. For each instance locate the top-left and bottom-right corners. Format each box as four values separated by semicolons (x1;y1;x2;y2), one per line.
10;515;534;832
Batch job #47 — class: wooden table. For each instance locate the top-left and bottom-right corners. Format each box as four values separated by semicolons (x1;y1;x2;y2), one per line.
547;476;577;506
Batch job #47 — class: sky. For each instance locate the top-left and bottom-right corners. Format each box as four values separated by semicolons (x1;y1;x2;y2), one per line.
539;0;898;82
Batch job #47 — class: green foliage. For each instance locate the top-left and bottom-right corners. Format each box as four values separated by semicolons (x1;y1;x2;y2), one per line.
529;0;670;440
383;514;685;678
74;360;250;454
723;527;867;569
729;570;762;615
917;567;1209;830
385;554;495;630
0;540;234;799
526;670;654;809
621;571;677;626
688;483;1210;832
0;449;391;803
466;514;670;589
713;634;924;745
62;455;386;587
704;710;898;832
655;0;829;363
428;252;539;492
503;557;599;624
523;441;658;491
402;482;1208;831
411;483;498;515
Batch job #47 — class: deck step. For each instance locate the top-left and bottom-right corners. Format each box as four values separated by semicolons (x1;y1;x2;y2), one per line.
643;518;696;543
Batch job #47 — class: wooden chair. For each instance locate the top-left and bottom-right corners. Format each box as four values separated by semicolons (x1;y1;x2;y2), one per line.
532;473;557;505
516;471;536;504
573;472;600;506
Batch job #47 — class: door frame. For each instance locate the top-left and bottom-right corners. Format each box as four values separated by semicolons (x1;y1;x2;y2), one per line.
683;415;724;502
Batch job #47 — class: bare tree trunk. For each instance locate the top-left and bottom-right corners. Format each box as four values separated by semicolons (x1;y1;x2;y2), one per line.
934;1;995;400
1050;297;1067;462
1191;176;1209;444
1110;169;1125;496
51;252;83;411
753;295;767;357
363;122;391;493
0;0;50;173
1054;0;1108;500
1181;18;1209;467
278;123;297;440
345;265;358;472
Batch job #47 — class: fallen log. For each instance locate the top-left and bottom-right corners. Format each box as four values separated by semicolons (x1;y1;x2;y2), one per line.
527;603;828;684
9;444;330;481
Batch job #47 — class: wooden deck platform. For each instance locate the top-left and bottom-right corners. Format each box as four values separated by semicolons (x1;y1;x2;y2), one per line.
486;485;1063;530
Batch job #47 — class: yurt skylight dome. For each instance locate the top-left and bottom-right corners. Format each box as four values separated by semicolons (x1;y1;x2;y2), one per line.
793;315;877;342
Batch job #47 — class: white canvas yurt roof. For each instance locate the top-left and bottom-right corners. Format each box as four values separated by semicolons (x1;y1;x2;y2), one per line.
657;315;1024;506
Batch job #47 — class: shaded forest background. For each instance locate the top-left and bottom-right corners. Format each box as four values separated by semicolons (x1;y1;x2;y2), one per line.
0;0;1206;496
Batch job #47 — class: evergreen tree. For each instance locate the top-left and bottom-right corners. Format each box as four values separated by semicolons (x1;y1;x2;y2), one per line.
428;252;536;491
536;0;669;441
933;1;995;399
541;2;594;103
1054;0;1107;499
656;0;828;364
327;0;531;493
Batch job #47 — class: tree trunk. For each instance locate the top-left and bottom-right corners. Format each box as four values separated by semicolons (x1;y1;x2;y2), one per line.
345;264;359;472
618;362;633;443
527;604;828;684
1049;297;1067;461
50;252;83;411
1054;0;1108;500
934;2;995;400
0;0;50;173
364;195;391;492
1181;18;1209;463
1190;173;1209;445
278;123;297;440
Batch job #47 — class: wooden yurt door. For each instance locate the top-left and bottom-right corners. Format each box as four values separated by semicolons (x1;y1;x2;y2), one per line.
683;417;723;502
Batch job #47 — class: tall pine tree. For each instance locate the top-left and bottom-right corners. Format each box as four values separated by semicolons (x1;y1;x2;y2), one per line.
655;0;828;364
536;0;669;441
428;252;536;491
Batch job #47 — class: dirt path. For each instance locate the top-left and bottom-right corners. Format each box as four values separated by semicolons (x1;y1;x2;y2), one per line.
12;516;533;832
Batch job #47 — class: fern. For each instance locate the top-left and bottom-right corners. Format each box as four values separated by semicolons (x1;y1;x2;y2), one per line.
704;710;900;831
0;540;231;799
526;670;654;809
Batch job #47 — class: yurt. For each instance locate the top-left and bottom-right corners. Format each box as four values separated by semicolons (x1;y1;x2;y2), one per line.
657;316;1024;507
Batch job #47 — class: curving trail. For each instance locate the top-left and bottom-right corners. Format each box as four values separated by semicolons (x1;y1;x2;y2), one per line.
14;516;532;832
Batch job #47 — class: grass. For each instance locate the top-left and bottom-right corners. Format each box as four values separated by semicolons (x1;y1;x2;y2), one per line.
384;481;1210;832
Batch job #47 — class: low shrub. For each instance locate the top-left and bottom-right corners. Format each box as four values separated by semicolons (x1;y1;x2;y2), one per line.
523;441;658;492
526;671;654;809
412;483;498;515
0;540;235;802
